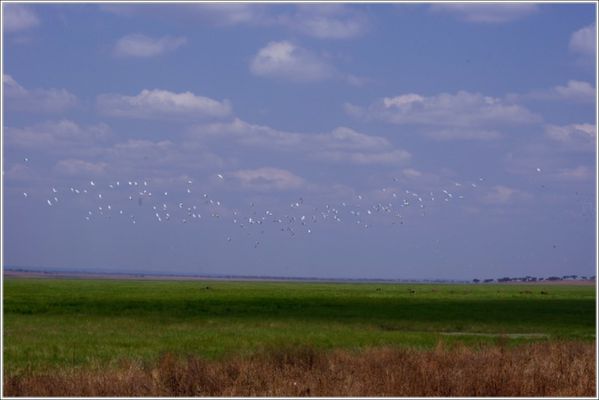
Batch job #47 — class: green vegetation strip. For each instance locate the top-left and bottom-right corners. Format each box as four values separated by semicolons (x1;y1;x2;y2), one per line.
3;278;595;373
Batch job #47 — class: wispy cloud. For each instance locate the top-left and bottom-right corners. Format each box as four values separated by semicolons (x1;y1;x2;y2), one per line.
114;34;187;57
97;89;231;119
99;139;227;179
230;167;306;191
99;3;268;25
4;74;78;113
509;80;596;103
188;3;267;26
402;168;423;179
250;40;368;84
483;185;531;204
346;91;539;140
101;3;369;39
545;123;596;151
430;3;538;24
570;23;596;58
5;120;111;151
250;41;334;82
555;165;594;181
3;4;39;32
553;80;596;101
189;119;411;166
318;149;411;165
54;159;109;177
281;4;369;39
5;163;38;182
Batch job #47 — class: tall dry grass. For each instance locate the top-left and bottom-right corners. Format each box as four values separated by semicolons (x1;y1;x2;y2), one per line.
4;341;595;397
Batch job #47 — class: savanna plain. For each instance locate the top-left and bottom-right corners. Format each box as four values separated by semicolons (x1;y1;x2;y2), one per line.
3;277;596;396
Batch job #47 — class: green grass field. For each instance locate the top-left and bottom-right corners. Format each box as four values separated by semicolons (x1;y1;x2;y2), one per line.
3;277;596;374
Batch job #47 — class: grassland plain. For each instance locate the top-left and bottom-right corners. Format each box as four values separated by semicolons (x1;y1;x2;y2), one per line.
3;277;595;373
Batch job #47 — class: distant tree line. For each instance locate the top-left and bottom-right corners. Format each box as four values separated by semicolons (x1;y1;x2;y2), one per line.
472;275;595;283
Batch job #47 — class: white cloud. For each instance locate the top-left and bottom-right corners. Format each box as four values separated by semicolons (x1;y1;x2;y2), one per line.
424;129;501;141
318;149;410;165
4;74;78;113
570;24;596;58
283;4;369;39
554;80;596;101
346;91;539;140
483;185;530;204
192;3;266;25
114;34;187;57
402;168;423;179
249;41;334;82
97;89;231;119
194;117;302;148
5;120;111;150
430;3;538;23
323;126;390;151
556;166;593;181
100;4;369;40
100;3;267;25
179;3;269;27
110;139;175;158
3;4;39;32
106;139;227;174
10;130;227;183
3;74;27;96
344;74;371;87
54;159;109;177
189;119;410;166
511;80;596;103
316;128;410;165
249;41;369;84
545;123;596;150
5;163;37;181
231;167;305;191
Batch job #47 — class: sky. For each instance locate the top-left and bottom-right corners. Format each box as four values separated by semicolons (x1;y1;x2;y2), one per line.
2;2;597;280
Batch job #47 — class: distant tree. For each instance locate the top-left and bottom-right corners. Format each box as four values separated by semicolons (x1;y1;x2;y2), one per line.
547;276;562;281
498;277;512;282
483;278;494;283
472;279;480;283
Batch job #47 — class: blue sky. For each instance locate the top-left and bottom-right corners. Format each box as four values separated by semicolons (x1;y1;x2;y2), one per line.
3;2;597;280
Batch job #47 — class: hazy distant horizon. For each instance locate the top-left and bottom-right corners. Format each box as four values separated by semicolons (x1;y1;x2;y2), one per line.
3;264;472;281
5;264;595;283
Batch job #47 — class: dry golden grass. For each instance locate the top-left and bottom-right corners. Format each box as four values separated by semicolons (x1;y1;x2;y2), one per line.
4;341;595;397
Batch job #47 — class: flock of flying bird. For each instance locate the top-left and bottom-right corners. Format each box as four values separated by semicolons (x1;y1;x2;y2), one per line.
21;166;493;247
18;159;591;249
